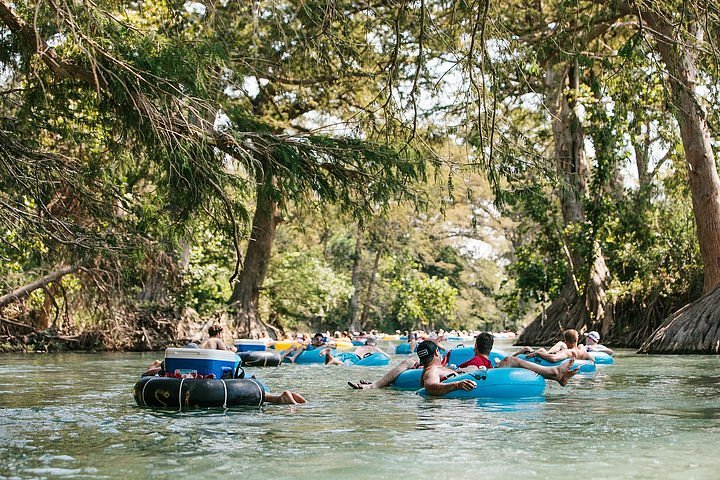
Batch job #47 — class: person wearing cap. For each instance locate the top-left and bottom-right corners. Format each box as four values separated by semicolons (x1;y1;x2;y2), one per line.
584;331;613;355
200;324;237;352
415;340;479;395
322;335;390;366
516;329;596;363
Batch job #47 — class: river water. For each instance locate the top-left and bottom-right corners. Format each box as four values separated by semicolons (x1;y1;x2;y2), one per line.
1;347;719;479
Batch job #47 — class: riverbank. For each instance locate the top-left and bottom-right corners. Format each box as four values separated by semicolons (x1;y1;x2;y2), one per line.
0;305;202;353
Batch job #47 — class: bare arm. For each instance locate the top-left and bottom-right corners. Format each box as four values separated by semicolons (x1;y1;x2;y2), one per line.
422;368;476;396
531;349;571;363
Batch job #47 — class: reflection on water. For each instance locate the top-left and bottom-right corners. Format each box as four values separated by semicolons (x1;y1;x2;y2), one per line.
1;350;719;479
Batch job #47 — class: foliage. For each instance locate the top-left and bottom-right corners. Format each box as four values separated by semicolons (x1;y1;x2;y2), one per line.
385;257;458;331
261;250;352;329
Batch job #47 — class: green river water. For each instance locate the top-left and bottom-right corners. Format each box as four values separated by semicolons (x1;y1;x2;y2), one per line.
1;346;719;479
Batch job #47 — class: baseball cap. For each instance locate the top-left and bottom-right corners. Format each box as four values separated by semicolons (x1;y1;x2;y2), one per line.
416;340;438;363
585;331;600;342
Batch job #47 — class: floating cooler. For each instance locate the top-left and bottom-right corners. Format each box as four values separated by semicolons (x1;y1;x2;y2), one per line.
164;348;238;378
234;339;267;352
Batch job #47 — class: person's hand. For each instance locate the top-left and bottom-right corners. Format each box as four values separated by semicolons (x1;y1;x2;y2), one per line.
526;351;537;358
455;379;476;391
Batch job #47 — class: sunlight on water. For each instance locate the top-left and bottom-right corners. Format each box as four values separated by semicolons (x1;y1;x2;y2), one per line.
1;349;719;479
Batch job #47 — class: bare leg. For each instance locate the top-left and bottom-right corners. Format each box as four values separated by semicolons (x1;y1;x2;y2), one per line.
281;346;304;363
320;348;343;366
348;358;417;389
513;346;534;356
142;360;163;377
497;356;579;386
265;390;307;404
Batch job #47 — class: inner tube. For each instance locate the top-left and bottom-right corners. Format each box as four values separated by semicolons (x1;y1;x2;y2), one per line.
134;376;264;410
443;347;506;367
391;368;423;390
588;351;614;364
514;354;596;374
335;352;391;366
238;350;282;367
417;368;546;399
287;347;336;364
395;343;417;355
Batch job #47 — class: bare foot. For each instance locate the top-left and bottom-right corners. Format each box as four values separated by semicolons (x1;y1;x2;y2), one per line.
277;390;307;404
553;359;579;386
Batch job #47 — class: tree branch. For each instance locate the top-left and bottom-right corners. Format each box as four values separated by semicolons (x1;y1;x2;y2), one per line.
0;265;80;308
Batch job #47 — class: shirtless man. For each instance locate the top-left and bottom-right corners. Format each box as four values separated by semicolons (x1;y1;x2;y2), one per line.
200;324;237;352
518;329;595;363
417;340;478;395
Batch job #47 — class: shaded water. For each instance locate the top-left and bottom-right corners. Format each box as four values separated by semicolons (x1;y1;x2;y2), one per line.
1;348;719;479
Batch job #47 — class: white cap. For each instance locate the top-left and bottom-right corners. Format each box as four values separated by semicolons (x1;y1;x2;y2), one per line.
586;331;600;342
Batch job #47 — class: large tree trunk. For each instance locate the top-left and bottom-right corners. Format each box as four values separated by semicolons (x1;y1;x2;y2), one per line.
639;283;720;354
229;167;281;338
647;16;720;293
347;232;363;332
517;61;611;346
636;14;720;353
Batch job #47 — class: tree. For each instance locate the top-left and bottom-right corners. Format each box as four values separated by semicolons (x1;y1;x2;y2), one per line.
635;1;720;353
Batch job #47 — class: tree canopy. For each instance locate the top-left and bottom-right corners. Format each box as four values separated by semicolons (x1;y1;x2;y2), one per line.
2;0;719;353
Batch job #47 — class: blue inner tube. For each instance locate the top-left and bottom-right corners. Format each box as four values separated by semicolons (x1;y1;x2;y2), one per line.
238;350;282;367
391;368;424;390
134;376;265;410
395;343;417;354
588;351;614;364
443;347;506;367
417;368;546;399
514;354;596;374
335;352;391;366
287;347;336;364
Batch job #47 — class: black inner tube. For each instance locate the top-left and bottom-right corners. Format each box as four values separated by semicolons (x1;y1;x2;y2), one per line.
134;376;264;410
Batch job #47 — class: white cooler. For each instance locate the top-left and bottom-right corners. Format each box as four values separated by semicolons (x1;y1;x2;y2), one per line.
164;348;238;378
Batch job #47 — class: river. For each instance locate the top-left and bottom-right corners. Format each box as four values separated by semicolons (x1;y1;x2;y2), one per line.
1;348;719;479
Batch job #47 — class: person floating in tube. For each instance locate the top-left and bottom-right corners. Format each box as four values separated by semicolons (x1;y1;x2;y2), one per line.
514;329;596;363
321;335;390;365
281;332;327;363
582;331;613;355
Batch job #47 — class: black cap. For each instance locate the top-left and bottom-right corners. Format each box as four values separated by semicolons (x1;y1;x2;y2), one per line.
416;340;438;363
